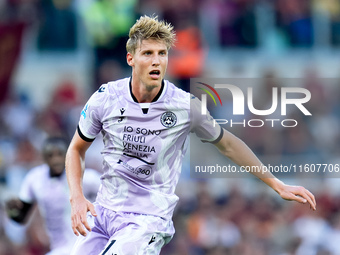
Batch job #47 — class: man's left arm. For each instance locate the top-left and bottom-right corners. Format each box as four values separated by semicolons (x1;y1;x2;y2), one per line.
214;128;316;211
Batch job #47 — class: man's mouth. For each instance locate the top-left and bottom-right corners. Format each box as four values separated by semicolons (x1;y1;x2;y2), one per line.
149;70;160;79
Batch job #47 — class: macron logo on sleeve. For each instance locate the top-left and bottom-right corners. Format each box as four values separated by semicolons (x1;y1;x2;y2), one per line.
98;86;105;93
81;104;88;119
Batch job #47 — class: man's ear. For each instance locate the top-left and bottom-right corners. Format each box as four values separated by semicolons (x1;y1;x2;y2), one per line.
127;52;134;67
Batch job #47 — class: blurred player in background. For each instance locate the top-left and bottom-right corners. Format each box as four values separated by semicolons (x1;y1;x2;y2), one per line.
5;136;101;255
66;15;316;255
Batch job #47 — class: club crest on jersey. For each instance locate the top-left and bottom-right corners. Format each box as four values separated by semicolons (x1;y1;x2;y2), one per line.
160;111;177;128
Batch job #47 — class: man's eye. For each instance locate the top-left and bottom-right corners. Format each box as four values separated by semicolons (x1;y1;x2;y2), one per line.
144;52;151;55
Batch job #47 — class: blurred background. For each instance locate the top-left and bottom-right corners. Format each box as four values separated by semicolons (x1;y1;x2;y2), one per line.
0;0;340;254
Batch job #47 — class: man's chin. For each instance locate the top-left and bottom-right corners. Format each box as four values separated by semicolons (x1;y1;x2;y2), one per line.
50;167;65;177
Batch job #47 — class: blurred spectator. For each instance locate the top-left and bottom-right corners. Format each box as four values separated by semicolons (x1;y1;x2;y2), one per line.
302;69;340;156
0;92;35;140
80;0;137;88
276;0;314;47
218;0;258;47
37;0;77;51
324;213;340;254
293;213;330;255
0;0;38;104
313;0;340;46
0;23;25;103
162;0;206;91
167;25;207;91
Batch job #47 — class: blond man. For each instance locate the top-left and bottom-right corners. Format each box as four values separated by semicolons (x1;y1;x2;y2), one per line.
66;15;316;255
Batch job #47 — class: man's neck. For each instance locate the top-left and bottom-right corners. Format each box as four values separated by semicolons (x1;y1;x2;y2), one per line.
130;77;163;103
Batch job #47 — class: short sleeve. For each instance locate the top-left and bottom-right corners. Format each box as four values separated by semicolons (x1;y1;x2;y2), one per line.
190;95;223;144
18;171;36;204
78;84;107;141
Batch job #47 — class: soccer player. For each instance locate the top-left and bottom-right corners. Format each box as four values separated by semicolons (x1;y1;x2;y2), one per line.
66;15;316;255
6;136;100;255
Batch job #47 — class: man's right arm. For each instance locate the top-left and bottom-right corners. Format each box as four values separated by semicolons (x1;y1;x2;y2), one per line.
66;131;97;236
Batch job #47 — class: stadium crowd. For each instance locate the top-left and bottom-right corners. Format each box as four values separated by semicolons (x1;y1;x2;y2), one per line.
1;0;340;254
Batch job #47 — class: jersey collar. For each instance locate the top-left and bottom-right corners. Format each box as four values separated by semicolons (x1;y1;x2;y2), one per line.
129;77;165;103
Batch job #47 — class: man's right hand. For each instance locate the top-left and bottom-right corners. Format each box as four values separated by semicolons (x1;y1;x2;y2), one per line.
70;195;97;236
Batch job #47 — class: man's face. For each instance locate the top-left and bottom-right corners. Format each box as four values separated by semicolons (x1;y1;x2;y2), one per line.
127;39;168;88
44;146;66;177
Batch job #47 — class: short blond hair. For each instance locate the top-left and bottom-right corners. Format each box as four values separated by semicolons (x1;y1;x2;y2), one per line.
126;15;176;54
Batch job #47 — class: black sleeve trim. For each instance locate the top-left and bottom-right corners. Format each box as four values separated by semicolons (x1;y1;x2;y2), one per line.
201;126;224;144
77;125;95;142
6;200;33;224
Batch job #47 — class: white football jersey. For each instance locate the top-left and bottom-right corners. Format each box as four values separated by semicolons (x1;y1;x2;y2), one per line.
78;78;222;220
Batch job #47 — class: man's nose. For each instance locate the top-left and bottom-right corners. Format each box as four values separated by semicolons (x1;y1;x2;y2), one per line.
152;55;160;66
